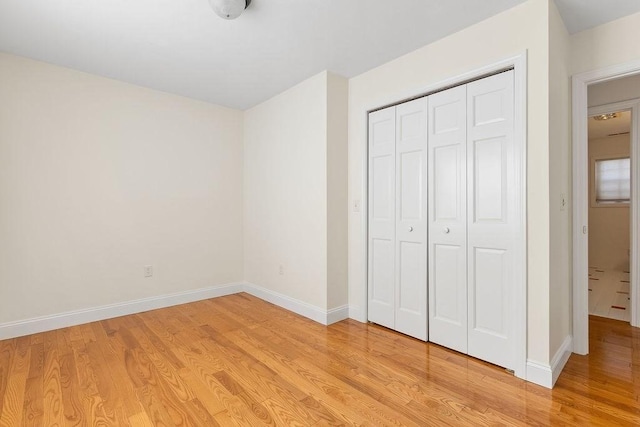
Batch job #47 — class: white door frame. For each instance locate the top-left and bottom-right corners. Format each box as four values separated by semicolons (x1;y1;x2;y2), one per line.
363;52;528;379
572;61;640;355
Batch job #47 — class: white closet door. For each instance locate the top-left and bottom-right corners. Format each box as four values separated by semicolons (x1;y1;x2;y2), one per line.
428;85;468;353
395;98;428;340
368;106;396;329
466;70;516;370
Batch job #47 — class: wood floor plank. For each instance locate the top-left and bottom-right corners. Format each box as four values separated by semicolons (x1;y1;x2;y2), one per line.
228;328;389;425
176;368;225;418
73;346;100;399
58;349;86;426
127;410;156;427
42;346;65;426
84;340;123;423
135;384;177;427
1;294;640;425
298;394;356;426
21;376;43;427
135;323;184;371
22;343;44;426
147;328;268;425
261;397;310;427
206;331;319;424
99;344;142;421
0;340;16;419
127;327;194;403
145;376;200;426
0;338;30;427
228;331;365;425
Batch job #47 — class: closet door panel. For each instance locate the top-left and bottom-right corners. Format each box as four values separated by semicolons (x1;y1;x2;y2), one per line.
472;247;508;334
466;70;515;370
432;244;463;321
474;136;507;221
368;106;396;329
428;86;468;353
395;98;428;340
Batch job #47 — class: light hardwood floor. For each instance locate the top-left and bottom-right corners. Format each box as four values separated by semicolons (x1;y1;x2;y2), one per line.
588;267;631;321
1;293;639;426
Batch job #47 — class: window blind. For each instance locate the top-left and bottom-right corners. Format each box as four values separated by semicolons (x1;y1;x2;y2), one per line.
595;157;630;203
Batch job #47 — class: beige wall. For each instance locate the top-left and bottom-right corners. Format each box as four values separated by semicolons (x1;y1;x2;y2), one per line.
244;72;328;309
0;52;244;324
348;0;552;365
326;73;349;310
571;11;640;76
0;53;348;327
588;135;631;270
548;0;572;361
589;74;640;107
243;71;348;311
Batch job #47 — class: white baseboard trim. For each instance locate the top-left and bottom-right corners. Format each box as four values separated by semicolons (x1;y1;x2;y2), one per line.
0;281;352;341
551;335;573;386
526;359;553;388
348;305;366;323
526;335;573;389
243;282;336;325
327;305;349;325
0;283;244;341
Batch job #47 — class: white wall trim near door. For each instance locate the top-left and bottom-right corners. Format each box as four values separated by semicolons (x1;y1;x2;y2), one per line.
572;60;640;355
525;335;573;389
243;282;349;326
0;282;244;340
359;51;528;381
327;305;351;325
525;360;553;389
348;305;365;323
551;335;574;386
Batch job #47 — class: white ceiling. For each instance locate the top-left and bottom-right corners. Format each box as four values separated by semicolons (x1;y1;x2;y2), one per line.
0;0;528;109
555;0;640;34
589;110;631;140
1;1;639;110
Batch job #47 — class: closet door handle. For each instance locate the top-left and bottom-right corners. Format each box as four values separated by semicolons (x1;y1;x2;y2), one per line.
408;226;414;232
444;227;450;234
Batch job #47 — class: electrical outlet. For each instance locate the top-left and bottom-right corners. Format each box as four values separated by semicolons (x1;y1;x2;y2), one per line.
279;265;284;275
144;265;153;278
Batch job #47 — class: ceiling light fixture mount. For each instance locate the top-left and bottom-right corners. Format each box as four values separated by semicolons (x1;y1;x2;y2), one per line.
593;112;619;121
208;0;252;20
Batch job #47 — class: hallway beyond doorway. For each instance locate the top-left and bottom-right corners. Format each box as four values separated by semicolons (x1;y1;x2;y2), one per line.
589;267;631;322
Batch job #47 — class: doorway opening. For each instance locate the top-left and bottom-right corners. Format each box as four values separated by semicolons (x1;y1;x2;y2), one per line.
573;64;640;355
587;107;632;322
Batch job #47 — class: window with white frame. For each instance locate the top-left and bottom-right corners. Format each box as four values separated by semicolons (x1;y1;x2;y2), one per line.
594;157;630;205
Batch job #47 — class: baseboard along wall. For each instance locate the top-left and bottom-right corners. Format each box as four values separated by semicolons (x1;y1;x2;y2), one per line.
0;282;349;340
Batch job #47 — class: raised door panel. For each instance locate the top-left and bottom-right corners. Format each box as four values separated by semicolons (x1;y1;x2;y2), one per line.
395;97;428;341
427;85;468;353
432;244;463;322
371;238;395;311
471;248;508;336
473;136;507;222
466;70;516;370
371;156;395;223
368;106;396;329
